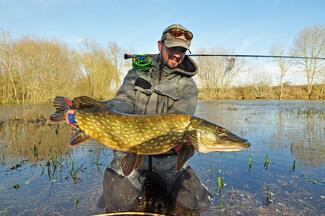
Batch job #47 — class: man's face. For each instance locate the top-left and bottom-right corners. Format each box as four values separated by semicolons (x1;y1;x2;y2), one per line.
158;41;187;69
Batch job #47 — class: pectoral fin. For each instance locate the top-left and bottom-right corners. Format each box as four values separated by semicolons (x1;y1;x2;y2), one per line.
176;144;195;171
121;153;138;176
69;127;90;145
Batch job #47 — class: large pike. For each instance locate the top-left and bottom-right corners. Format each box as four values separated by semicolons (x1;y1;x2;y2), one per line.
50;96;250;175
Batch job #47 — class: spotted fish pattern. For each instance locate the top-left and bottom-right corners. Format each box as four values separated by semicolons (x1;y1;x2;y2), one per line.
50;96;250;175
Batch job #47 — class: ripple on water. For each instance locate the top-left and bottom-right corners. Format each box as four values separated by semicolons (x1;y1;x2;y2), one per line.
0;100;324;215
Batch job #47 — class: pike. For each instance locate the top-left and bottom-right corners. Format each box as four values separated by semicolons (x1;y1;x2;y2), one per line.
50;96;250;176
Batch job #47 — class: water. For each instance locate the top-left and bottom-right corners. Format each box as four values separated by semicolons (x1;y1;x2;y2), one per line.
0;100;324;215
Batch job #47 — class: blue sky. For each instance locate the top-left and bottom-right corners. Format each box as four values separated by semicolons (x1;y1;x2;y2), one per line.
1;0;324;54
0;0;325;83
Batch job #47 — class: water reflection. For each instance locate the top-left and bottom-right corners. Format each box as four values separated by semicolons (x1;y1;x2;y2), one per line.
0;120;69;164
274;107;325;166
2;101;323;167
290;110;325;167
0;135;111;215
0;101;324;215
195;100;325;167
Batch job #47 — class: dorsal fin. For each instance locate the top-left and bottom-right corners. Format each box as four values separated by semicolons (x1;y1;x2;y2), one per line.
72;96;110;112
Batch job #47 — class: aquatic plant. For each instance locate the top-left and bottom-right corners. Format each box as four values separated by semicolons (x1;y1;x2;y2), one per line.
12;184;20;190
248;155;252;172
69;160;86;184
10;163;22;170
291;160;296;173
215;203;225;211
33;145;39;158
74;197;80;209
264;154;270;170
263;185;273;206
1;154;5;165
43;150;64;181
90;148;105;166
217;176;224;197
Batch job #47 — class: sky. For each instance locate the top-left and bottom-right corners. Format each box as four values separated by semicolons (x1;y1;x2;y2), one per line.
0;0;324;84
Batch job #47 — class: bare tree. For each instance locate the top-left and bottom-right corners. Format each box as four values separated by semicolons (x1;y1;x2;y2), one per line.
0;33;80;104
78;39;120;99
292;25;325;99
0;32;127;104
223;57;246;90
107;41;124;90
0;32;20;104
14;37;78;103
196;48;224;89
107;42;123;73
271;46;291;100
196;48;243;98
249;68;273;99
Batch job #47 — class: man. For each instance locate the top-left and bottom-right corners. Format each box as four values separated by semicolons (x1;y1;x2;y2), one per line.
98;24;211;213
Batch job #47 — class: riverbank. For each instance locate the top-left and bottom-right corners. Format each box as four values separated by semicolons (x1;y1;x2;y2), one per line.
199;84;325;100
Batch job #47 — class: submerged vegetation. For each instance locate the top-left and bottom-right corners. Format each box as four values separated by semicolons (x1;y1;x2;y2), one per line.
264;155;270;170
0;101;324;215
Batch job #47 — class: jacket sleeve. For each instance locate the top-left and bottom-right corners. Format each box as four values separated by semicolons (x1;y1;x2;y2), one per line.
169;78;198;115
104;69;137;114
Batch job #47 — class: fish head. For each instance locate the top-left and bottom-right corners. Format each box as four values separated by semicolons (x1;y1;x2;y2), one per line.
187;118;250;153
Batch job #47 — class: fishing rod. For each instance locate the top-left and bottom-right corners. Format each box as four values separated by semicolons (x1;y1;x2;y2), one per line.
124;53;325;60
188;54;325;60
124;53;325;71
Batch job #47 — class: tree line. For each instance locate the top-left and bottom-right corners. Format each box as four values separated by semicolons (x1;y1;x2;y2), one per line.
0;25;324;104
196;25;325;100
0;33;123;104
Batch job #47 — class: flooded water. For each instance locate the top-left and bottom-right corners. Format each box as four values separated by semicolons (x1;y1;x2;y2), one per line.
0;100;324;215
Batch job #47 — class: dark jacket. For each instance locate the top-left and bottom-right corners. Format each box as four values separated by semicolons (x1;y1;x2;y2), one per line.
99;54;210;211
106;54;198;115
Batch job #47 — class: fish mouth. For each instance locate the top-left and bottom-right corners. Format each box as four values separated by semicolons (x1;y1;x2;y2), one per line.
197;140;250;153
197;133;251;153
185;128;251;153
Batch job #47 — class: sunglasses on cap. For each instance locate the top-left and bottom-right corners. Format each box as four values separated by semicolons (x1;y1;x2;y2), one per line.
166;28;193;40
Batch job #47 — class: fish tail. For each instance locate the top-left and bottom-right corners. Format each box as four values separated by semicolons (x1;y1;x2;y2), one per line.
49;96;73;121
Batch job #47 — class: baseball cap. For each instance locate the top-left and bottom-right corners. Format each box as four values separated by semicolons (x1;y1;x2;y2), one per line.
161;24;193;50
